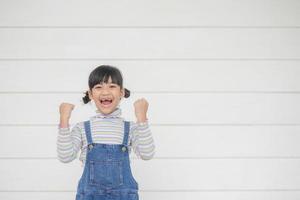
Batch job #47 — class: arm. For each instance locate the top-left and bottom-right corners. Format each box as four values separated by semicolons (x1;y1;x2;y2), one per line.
130;120;155;160
57;102;82;163
131;98;155;160
56;122;82;163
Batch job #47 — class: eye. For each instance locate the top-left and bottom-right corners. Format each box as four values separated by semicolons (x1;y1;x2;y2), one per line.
110;85;117;88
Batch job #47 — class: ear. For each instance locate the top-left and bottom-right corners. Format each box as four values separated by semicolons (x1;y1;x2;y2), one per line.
120;88;125;98
88;90;93;99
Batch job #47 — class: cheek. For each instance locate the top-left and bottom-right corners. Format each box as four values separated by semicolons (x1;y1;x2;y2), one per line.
113;90;122;97
92;90;101;96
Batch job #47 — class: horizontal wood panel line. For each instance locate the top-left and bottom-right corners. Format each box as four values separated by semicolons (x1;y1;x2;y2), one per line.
1;189;300;192
1;91;300;94
0;58;300;61
1;123;300;127
2;91;300;94
0;26;300;29
1;157;300;160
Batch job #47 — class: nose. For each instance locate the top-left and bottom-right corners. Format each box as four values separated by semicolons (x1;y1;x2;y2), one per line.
100;86;110;94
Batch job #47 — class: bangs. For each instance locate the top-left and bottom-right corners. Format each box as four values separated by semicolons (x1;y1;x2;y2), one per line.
88;65;123;89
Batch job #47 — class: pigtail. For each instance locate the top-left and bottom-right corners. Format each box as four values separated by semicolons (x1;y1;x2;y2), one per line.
124;88;130;98
82;90;91;104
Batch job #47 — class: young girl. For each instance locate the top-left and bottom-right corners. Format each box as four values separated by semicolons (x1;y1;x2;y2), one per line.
57;65;155;200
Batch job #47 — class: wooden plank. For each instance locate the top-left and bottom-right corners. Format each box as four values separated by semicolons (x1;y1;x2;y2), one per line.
0;93;299;124
0;60;299;92
1;191;300;200
0;0;299;26
0;29;299;59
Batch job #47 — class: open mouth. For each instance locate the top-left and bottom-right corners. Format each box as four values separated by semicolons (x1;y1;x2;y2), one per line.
100;98;113;106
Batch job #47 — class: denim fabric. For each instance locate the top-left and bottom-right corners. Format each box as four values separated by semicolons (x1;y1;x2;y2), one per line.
75;120;139;200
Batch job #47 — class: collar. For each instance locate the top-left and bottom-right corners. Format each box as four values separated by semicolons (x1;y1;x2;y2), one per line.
93;107;122;119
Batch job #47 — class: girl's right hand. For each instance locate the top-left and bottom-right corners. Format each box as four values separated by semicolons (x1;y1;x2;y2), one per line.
59;102;75;119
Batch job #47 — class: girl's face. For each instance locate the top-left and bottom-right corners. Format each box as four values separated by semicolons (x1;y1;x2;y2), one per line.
88;76;124;115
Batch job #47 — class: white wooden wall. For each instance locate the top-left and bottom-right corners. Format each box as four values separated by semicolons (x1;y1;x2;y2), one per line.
0;0;299;199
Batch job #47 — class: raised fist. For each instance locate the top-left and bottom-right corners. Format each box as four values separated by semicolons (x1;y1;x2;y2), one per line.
59;102;75;119
134;98;148;123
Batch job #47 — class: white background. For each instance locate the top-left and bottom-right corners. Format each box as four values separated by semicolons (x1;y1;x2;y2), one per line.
0;0;300;199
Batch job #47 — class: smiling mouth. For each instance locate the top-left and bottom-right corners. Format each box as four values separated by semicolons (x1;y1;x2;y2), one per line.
100;98;113;106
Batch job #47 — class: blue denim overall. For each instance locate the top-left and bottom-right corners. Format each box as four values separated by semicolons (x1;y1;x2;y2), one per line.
75;120;139;200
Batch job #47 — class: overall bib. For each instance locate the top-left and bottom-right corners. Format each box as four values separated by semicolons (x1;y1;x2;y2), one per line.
75;120;139;200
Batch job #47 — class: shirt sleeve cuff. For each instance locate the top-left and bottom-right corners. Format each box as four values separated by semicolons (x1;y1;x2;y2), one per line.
137;119;149;127
58;124;70;129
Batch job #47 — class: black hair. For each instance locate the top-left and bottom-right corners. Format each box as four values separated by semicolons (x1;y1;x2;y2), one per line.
82;65;130;104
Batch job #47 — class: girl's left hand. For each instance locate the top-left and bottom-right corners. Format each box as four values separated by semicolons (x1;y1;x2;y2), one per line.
134;98;148;123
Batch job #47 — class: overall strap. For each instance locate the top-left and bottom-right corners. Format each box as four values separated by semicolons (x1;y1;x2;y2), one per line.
122;121;130;146
83;120;93;145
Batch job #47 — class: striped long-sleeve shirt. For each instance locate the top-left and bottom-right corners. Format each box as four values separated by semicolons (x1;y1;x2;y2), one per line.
56;107;155;167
